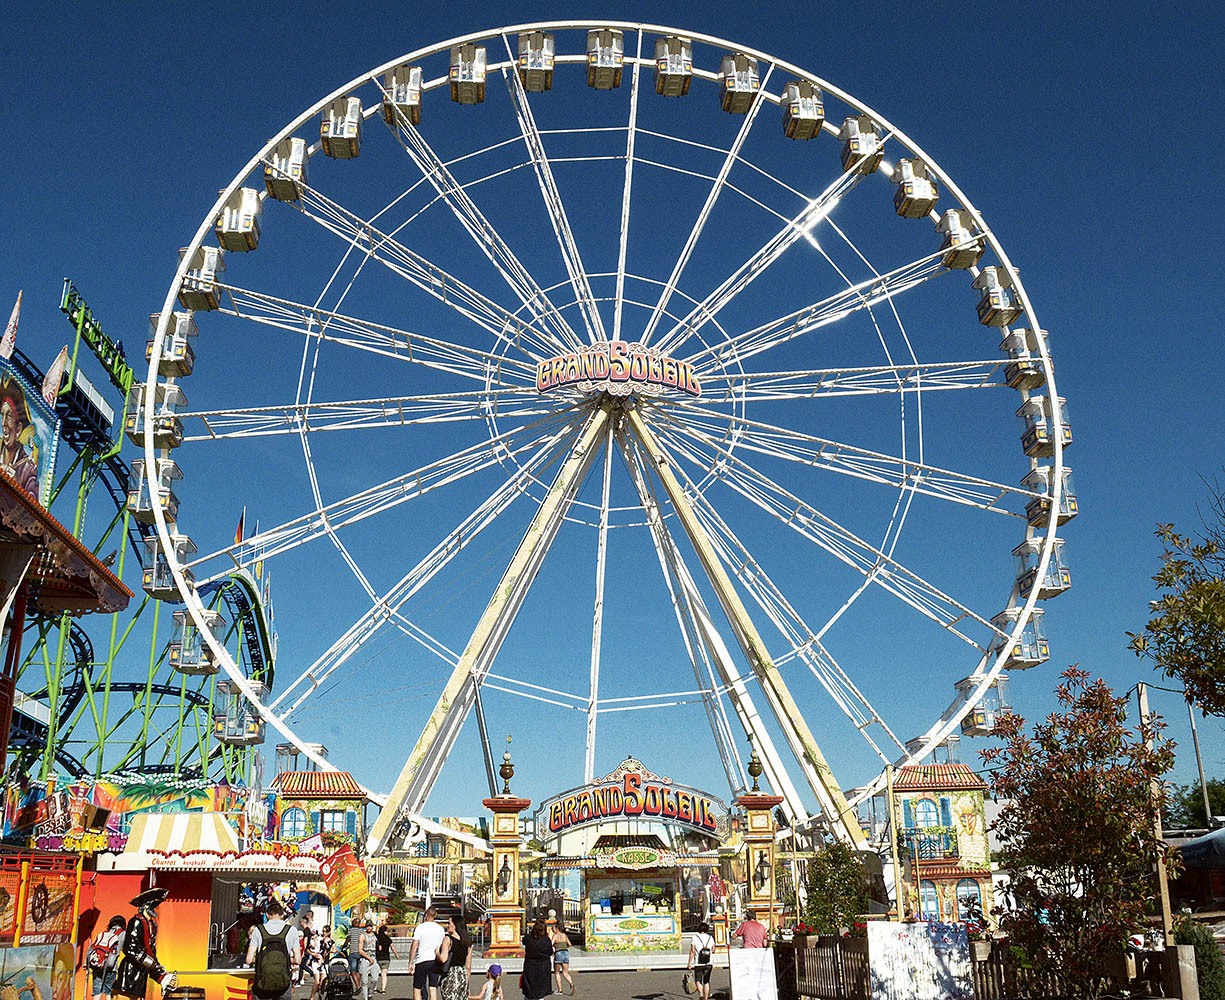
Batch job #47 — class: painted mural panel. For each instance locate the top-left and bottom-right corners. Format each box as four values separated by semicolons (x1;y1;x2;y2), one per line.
0;360;61;508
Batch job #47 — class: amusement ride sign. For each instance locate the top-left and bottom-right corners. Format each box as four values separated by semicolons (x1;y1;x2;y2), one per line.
536;756;726;837
535;341;701;398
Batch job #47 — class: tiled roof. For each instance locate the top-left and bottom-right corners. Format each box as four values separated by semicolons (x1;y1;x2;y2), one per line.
894;763;989;792
272;770;366;798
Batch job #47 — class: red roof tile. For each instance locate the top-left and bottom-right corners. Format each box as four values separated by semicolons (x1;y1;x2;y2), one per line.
894;763;989;792
272;770;366;798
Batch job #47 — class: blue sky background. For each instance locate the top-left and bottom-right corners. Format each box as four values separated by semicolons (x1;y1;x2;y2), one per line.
3;3;1224;820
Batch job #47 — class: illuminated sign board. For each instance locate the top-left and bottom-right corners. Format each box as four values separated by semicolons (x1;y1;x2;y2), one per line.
536;341;701;398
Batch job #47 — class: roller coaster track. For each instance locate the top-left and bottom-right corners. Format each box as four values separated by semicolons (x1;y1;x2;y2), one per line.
200;569;276;688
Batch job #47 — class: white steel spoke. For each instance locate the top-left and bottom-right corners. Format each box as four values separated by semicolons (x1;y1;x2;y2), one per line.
271;417;582;718
501;49;607;343
683;247;949;369
640;63;774;347
613;43;642;342
696;360;1004;402
584;419;615;783
217;283;537;386
378;85;584;353
292;182;560;359
665;403;1033;515
651;415;995;646
189;410;576;582
179;387;546;442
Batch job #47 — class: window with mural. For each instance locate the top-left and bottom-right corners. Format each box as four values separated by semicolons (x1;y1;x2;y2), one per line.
281;808;307;839
957;879;982;920
915;798;939;827
320;810;348;833
919;880;940;921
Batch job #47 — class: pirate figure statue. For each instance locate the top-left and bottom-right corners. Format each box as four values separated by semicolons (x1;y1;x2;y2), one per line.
115;888;177;998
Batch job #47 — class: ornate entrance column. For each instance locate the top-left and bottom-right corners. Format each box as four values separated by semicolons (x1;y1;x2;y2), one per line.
483;746;531;958
736;745;784;936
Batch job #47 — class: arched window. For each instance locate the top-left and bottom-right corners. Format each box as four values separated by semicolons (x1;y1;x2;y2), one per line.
919;880;940;920
957;879;982;921
281;807;307;839
915;798;939;828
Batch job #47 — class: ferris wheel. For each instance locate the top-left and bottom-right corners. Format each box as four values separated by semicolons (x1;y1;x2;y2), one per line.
140;21;1074;851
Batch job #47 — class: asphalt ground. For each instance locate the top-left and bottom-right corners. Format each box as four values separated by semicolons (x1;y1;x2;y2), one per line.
317;970;728;1000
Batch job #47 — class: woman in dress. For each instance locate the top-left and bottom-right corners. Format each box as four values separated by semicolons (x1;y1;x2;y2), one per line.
519;919;552;1000
549;920;574;996
438;916;472;1000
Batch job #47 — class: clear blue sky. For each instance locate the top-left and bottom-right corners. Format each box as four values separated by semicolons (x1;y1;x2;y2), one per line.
3;3;1224;821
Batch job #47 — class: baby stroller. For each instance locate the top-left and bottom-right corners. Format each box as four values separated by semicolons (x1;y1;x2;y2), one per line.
322;956;354;1000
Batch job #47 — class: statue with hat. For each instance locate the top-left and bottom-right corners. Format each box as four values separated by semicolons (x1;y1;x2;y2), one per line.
114;888;178;999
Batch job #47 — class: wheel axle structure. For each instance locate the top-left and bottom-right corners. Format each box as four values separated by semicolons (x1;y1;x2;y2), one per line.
138;21;1073;855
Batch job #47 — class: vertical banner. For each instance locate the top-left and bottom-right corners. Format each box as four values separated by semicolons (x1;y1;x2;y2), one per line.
867;921;974;1000
0;359;62;508
319;843;368;912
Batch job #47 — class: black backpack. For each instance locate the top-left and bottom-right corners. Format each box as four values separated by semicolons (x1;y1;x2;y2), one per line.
697;938;712;965
253;924;293;999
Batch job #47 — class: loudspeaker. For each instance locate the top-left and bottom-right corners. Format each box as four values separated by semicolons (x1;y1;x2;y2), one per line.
82;805;111;831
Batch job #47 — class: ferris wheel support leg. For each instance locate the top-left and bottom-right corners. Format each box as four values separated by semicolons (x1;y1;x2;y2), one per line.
625;407;864;846
366;404;613;857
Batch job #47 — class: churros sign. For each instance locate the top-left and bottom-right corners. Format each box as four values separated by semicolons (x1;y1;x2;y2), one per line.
536;341;701;398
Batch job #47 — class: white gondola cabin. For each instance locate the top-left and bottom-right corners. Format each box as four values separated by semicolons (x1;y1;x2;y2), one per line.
382;65;423;125
935;209;983;270
1022;466;1078;527
450;44;487;104
214;679;268;746
586;29;624;89
177;246;225;311
142;533;195;600
1001;327;1049;390
972;266;1022;327
781;80;824;140
839;116;882;174
654;36;692;97
146;310;198;378
718;53;759;114
126;457;182;525
1017;395;1072;457
990;607;1049;669
124;382;186;450
321;97;362;159
518;31;555;93
214;187;263;252
956;674;1011;736
892;159;939;218
169;608;225;675
1014;537;1071;599
264;137;308;201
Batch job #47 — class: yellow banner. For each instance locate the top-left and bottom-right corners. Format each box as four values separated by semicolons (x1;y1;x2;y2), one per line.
320;844;368;912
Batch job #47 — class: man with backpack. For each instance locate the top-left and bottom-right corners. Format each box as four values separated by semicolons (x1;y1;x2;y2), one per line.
246;899;302;1000
88;916;127;1000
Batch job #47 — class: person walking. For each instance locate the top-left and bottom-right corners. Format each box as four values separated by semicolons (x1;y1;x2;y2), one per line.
375;923;397;995
358;921;378;1000
549;920;574;996
471;965;502;1000
407;906;445;1000
732;911;768;948
687;922;716;1000
245;899;302;1000
519;919;552;1000
88;916;127;1000
437;916;471;1000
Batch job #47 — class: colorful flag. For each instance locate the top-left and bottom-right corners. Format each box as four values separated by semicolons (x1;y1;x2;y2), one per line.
42;345;68;404
0;291;21;360
234;507;246;546
319;843;368;911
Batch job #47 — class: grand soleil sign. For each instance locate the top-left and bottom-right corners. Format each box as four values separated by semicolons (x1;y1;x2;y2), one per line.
538;757;725;835
536;341;701;398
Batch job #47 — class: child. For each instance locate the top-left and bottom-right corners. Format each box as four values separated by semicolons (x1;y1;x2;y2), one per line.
471;964;502;1000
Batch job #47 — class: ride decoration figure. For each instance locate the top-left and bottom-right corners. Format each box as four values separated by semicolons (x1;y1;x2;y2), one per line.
114;888;178;999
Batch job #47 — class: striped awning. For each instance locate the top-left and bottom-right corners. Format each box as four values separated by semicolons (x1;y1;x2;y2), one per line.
126;812;241;855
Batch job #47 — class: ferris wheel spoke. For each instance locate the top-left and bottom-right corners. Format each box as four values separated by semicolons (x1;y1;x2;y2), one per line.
500;48;606;343
664;402;1031;515
378;86;585;354
652;142;868;357
188;410;576;583
271;416;584;719
640;63;775;348
612;41;643;343
652;418;994;646
682;246;950;369
177;387;547;442
697;359;1005;402
292;183;560;360
216;283;537;386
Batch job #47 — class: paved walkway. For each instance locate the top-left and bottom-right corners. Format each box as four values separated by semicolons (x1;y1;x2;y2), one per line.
354;970;729;1000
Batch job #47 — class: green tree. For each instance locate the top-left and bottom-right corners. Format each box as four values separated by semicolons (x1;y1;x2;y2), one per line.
385;877;411;925
1165;778;1225;829
799;840;869;935
1175;914;1225;1000
1129;520;1225;714
980;667;1179;1000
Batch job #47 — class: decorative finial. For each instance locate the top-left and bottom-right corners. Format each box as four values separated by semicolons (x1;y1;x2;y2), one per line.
747;734;763;791
500;735;515;794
